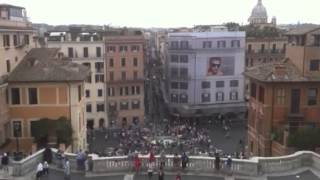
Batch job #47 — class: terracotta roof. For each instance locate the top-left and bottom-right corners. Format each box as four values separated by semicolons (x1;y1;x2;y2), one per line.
8;48;90;83
285;26;320;35
243;59;319;82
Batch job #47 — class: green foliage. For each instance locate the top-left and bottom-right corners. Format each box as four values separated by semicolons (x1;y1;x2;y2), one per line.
287;127;320;151
240;25;282;38
31;118;50;142
56;117;73;145
224;22;240;31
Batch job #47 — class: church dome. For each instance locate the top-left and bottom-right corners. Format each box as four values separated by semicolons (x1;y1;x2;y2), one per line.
249;0;268;24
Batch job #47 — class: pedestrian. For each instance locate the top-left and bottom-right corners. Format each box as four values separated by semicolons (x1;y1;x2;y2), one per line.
214;153;220;171
160;151;166;169
43;161;49;175
175;173;182;180
36;162;43;180
134;154;141;174
173;153;180;171
1;153;9;172
226;155;233;175
64;158;71;180
147;162;154;180
149;151;155;163
181;152;188;170
158;168;164;180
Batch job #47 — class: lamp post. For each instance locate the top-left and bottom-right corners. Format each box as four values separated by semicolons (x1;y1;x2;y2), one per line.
13;122;21;160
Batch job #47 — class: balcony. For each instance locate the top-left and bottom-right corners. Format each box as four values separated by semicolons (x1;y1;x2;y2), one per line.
0;18;32;29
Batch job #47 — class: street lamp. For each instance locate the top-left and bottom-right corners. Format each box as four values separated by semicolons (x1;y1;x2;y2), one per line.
13;122;21;160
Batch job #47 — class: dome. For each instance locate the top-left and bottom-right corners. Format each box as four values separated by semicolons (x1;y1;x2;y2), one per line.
248;0;268;24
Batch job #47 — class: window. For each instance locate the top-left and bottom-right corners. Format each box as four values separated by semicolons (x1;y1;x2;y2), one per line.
83;47;88;57
85;90;90;98
82;63;91;69
107;46;116;52
95;74;104;83
216;81;224;88
120;101;129;110
11;88;20;105
120;87;124;96
125;86;129;95
133;71;138;80
27;88;38;105
180;55;188;63
6;60;10;73
86;75;92;83
180;68;188;78
276;88;285;105
171;41;179;49
121;58;126;67
171;55;179;63
248;44;252;53
13;34;18;46
97;103;105;112
96;47;101;57
216;92;224;101
171;94;178;103
131;45;140;52
109;58;114;67
132;100;140;109
201;93;210;102
180;82;188;89
12;121;22;137
308;88;317;105
258;86;265;103
260;44;265;53
107;87;115;96
95;62;104;73
310;60;320;71
136;86;140;94
119;46;128;52
98;89;103;97
217;41;226;48
180;94;188;103
78;85;82;102
180;41;189;49
133;58;138;66
231;40;240;48
131;86;136;95
283;44;287;53
109;72;114;81
108;102;117;111
3;35;10;47
202;81;210;89
24;35;29;45
86;104;92;112
121;71;126;80
230;91;238;100
171;68;178;77
272;44;277;53
230;80;239;87
68;47;74;58
171;82;179;89
250;83;257;98
203;41;212;48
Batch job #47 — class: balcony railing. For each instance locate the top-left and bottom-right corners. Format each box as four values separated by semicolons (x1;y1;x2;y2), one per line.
10;148;320;177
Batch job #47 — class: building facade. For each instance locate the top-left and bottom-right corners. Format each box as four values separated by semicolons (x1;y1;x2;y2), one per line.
104;34;145;127
7;48;89;153
245;27;320;157
46;30;107;129
0;4;36;145
166;31;246;120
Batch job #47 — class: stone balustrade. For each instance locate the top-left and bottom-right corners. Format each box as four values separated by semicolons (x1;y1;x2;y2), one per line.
10;149;320;177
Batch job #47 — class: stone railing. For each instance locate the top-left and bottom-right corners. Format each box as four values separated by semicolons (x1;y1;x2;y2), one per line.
10;149;320;177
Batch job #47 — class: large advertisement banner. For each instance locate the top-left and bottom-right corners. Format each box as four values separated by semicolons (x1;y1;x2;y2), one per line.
207;57;235;76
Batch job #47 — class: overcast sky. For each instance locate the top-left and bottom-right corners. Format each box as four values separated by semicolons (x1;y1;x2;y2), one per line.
1;0;319;28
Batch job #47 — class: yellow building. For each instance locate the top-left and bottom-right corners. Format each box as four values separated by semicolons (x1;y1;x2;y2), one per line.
7;48;89;154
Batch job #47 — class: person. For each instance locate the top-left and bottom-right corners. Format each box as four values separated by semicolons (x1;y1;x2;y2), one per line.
158;168;164;180
1;153;9;172
64;158;71;180
134;154;141;174
181;152;188;170
36;162;43;180
175;173;181;180
207;57;223;76
160;151;166;169
214;153;220;171
226;155;233;175
149;151;155;163
147;162;154;180
173;153;180;171
43;161;49;175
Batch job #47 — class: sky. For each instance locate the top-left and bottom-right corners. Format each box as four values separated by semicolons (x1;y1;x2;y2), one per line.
0;0;319;28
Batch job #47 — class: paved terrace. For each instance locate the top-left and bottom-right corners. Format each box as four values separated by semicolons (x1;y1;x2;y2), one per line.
0;149;319;180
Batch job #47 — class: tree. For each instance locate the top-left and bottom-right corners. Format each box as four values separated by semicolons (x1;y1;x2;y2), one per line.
31;118;50;145
288;127;320;151
55;117;73;145
224;22;240;31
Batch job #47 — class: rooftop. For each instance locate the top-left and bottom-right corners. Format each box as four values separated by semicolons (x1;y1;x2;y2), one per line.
8;48;90;83
285;26;320;35
168;31;246;38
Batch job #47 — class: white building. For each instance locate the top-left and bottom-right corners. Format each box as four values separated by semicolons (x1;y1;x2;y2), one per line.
166;31;246;120
46;30;107;129
0;4;36;145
